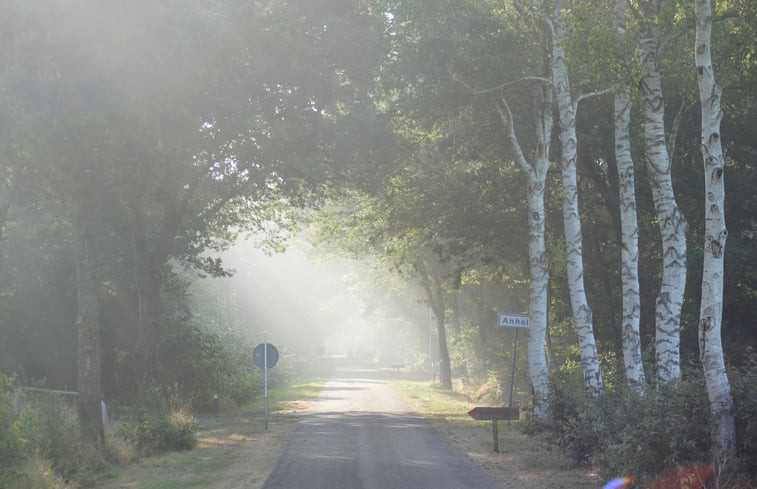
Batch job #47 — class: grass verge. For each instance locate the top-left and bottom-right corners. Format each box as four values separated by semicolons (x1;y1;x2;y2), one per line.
96;376;327;489
391;379;598;489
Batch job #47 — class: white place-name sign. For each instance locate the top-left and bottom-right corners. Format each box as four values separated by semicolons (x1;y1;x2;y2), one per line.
498;312;530;328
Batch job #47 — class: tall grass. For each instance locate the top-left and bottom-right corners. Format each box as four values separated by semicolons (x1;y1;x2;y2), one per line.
1;375;201;488
0;378;101;488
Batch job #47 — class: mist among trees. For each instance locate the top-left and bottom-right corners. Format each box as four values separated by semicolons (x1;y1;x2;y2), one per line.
1;0;757;486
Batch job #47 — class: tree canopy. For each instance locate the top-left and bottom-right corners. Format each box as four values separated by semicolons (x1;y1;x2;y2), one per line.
2;0;757;482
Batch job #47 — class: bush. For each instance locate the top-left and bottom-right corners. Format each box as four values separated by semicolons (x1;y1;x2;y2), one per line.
539;368;715;483
223;365;261;407
0;381;103;487
126;409;196;454
3;456;70;489
731;352;757;477
116;386;197;455
18;391;106;485
18;395;95;482
0;375;26;484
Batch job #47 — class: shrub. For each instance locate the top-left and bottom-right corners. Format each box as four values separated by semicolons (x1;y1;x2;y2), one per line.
3;455;70;489
16;390;105;485
223;365;261;407
127;409;196;454
0;375;26;484
0;382;104;487
731;352;757;477
538;368;715;482
116;386;197;455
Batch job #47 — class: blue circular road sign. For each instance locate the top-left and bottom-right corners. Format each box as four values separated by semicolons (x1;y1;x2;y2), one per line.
253;343;279;369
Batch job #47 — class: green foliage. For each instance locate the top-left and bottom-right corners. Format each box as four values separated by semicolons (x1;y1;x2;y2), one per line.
17;396;95;483
2;456;70;489
0;375;25;483
536;369;714;482
116;386;197;456
0;385;103;487
731;351;757;477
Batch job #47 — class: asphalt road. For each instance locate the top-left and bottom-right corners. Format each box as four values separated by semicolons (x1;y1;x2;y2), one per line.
262;367;501;489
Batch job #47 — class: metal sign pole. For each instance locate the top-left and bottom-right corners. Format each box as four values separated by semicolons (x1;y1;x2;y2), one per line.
264;343;269;430
508;329;518;408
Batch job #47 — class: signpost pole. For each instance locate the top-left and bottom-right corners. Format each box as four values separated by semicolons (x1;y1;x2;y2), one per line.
508;329;518;408
264;343;269;430
492;419;500;453
253;342;278;430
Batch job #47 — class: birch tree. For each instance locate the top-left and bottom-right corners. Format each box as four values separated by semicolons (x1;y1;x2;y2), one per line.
614;0;645;390
496;83;552;419
547;0;604;395
635;0;688;383
694;0;735;451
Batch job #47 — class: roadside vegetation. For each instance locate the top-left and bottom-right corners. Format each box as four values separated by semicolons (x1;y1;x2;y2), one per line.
528;360;757;488
392;364;757;489
2;1;756;488
391;376;597;489
0;371;326;489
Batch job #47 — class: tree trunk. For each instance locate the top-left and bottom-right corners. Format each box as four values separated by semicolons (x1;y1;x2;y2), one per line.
638;5;687;384
72;194;104;449
549;4;603;395
134;255;162;385
0;165;16;238
497;81;552;419
126;195;180;385
127;200;164;385
694;0;735;451
416;256;452;389
450;271;462;337
614;0;645;391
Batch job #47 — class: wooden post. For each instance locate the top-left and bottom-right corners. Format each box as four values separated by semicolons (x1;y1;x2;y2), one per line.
492;420;500;453
468;406;519;453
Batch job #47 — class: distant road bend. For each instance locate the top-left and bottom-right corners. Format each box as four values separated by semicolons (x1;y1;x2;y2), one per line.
262;367;501;489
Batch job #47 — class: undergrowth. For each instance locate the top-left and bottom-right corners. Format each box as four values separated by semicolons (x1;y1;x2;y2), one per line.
523;357;757;488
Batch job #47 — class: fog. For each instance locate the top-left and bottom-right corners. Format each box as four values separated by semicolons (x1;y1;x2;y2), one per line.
191;237;433;368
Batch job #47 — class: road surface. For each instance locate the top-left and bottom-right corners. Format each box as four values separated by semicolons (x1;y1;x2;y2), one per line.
262;367;501;489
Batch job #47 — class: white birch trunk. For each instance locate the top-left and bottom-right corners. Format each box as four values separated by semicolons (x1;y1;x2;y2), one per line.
614;0;645;390
497;84;552;419
638;8;687;383
694;0;735;451
549;4;603;395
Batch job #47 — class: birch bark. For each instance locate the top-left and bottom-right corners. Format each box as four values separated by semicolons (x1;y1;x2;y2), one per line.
497;83;551;419
694;0;735;450
614;0;645;390
637;0;687;383
549;2;603;395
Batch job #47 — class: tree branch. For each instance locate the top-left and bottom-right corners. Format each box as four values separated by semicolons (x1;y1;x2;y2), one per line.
496;97;533;177
449;66;550;95
667;99;697;163
574;88;613;107
662;9;739;49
